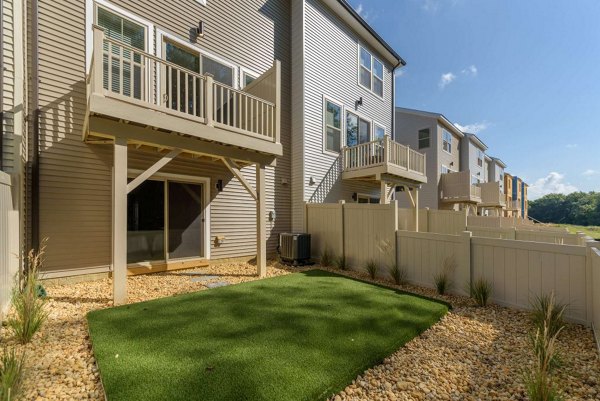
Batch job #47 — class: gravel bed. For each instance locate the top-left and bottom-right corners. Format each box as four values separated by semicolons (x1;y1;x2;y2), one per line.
2;263;598;401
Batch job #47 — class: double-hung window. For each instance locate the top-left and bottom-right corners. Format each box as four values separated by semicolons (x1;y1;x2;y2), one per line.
374;124;386;141
201;54;234;87
346;112;371;147
324;99;343;153
477;150;484;167
359;46;384;98
442;130;452;153
97;7;146;99
418;128;430;149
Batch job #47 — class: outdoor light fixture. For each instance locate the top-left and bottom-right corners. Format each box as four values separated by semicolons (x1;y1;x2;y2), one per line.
450;162;454;167
196;21;205;36
216;179;223;192
352;192;358;201
397;186;405;192
356;97;363;108
309;176;315;185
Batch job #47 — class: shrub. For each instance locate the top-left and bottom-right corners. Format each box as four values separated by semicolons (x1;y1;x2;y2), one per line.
365;260;378;279
8;240;49;344
0;348;25;401
320;248;333;267
389;264;407;285
333;255;347;270
433;255;456;295
530;292;566;339
470;277;492;307
524;317;565;401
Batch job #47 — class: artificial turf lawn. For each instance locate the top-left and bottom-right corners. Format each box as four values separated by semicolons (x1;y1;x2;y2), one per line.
87;270;448;401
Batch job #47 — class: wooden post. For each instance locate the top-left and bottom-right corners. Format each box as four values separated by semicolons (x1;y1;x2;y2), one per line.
92;26;105;95
256;164;266;277
380;181;389;204
205;75;214;127
414;188;419;232
112;137;128;305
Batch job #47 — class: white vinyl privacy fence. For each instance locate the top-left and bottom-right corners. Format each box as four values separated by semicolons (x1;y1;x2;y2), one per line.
0;172;18;318
307;202;600;349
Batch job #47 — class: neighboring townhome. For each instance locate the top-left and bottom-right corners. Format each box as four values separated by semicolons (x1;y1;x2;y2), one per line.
290;0;427;231
512;176;524;218
481;156;507;216
27;0;292;303
1;0;25;314
521;181;529;219
395;107;481;213
504;172;517;217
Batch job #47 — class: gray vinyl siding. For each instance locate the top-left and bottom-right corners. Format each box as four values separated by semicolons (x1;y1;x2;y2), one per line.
35;0;291;274
460;139;485;184
1;0;15;173
290;0;305;231
394;111;439;209
301;0;393;205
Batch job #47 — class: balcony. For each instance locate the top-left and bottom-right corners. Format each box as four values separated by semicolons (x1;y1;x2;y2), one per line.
83;26;281;165
440;170;482;204
478;181;506;208
341;136;427;185
506;200;522;211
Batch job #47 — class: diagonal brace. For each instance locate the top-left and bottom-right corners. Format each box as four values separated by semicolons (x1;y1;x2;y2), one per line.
222;158;258;201
127;148;182;194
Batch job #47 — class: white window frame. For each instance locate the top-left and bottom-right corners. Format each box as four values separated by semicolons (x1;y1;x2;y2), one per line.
86;0;155;72
357;44;385;100
345;109;373;147
442;130;453;154
126;170;211;263
239;66;260;88
373;122;386;141
322;96;345;156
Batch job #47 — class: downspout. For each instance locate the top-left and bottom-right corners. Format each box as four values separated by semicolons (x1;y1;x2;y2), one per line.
390;60;404;141
30;0;40;249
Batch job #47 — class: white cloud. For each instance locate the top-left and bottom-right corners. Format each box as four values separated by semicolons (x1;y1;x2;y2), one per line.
461;65;478;76
454;122;489;134
439;72;456;89
355;3;364;14
566;144;578;149
528;172;578;200
353;2;374;22
422;0;441;12
583;169;600;176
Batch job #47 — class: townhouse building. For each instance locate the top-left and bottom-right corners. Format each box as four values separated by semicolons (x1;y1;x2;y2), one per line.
2;0;428;302
395;107;484;213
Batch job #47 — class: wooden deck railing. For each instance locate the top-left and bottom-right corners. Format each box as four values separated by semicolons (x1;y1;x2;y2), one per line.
342;136;426;176
88;25;278;143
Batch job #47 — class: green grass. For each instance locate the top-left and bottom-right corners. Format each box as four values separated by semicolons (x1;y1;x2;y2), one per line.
556;224;600;239
87;270;448;401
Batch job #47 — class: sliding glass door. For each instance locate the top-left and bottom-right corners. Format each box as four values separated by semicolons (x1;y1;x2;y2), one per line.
127;179;205;264
168;182;204;260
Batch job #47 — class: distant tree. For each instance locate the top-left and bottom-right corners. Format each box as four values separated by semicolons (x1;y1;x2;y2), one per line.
529;192;600;226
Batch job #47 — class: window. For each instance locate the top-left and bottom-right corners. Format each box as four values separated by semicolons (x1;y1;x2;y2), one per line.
471;175;481;185
477;150;484;167
418;128;430;149
97;7;146;99
201;54;234;87
346;111;371;146
240;67;258;88
357;194;379;204
358;46;384;98
374;124;386;141
442;130;452;153
441;165;450;174
324;99;342;153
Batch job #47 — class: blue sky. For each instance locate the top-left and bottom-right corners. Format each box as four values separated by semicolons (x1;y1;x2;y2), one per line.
348;0;600;199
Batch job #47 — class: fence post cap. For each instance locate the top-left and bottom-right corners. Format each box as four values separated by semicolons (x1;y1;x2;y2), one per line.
338;200;345;204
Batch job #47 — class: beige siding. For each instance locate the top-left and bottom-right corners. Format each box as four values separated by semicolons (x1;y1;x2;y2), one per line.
2;0;15;172
302;0;392;205
35;0;291;274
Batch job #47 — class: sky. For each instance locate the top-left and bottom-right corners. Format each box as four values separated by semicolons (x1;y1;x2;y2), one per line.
348;0;600;199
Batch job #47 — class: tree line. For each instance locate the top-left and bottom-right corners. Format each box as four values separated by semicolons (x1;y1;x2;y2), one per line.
529;192;600;226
